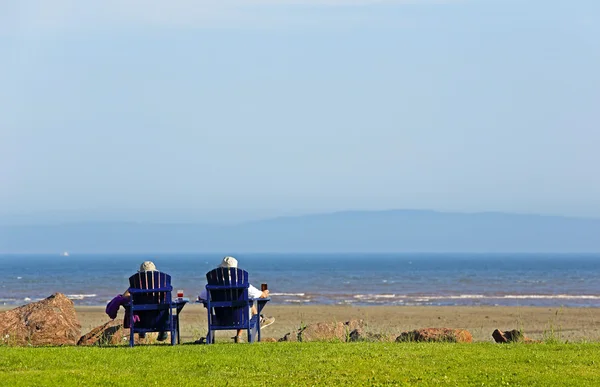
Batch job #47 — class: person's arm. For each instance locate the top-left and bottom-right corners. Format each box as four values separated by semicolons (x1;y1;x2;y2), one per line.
198;288;208;301
248;284;269;298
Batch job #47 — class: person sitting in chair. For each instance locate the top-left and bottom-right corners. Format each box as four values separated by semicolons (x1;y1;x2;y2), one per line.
198;256;275;343
106;260;168;341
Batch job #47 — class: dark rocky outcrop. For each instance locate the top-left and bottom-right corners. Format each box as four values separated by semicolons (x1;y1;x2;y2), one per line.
396;328;473;343
279;320;365;342
348;328;396;342
0;293;81;346
492;329;536;343
78;320;127;346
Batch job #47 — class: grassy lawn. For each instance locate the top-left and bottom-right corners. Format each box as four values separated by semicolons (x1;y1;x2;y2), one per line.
1;342;599;386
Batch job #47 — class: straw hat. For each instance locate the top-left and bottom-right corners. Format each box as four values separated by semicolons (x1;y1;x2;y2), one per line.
139;261;157;272
219;256;238;268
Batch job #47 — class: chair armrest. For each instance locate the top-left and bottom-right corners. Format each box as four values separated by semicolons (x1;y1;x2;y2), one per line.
128;286;173;293
251;298;270;315
205;285;249;290
249;297;271;302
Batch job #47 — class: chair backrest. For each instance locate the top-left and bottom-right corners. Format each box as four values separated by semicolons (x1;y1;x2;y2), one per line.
128;271;172;305
205;267;250;327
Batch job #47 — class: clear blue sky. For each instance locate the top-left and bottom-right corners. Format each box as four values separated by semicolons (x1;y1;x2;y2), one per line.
1;0;599;222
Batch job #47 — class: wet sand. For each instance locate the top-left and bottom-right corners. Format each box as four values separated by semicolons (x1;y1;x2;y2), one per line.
67;304;600;343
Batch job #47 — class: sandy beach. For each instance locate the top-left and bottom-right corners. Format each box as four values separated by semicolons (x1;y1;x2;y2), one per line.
52;304;600;343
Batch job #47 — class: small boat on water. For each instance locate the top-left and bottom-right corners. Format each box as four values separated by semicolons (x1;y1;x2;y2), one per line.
62;251;69;257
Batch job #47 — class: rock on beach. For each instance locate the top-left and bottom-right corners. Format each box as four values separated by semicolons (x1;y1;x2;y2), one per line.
279;319;365;342
0;293;81;346
396;328;473;343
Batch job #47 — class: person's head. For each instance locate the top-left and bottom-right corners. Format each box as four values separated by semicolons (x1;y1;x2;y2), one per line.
139;261;157;272
218;256;238;268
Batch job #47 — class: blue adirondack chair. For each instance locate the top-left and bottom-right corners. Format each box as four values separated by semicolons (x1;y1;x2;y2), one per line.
127;270;184;347
201;267;270;344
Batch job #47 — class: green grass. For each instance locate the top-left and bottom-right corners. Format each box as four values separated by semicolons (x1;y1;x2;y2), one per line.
1;342;599;386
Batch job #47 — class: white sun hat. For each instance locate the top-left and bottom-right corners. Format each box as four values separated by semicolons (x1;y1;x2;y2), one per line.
139;261;157;272
219;256;238;268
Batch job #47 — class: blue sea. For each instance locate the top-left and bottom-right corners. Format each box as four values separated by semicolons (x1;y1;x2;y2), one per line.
1;253;599;308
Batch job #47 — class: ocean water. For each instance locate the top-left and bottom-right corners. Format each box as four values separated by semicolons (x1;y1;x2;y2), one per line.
1;253;599;308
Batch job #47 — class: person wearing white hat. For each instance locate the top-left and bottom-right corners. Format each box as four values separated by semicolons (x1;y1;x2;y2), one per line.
106;260;168;341
198;256;275;343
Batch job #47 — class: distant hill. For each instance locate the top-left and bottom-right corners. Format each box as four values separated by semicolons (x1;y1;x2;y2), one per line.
1;210;600;253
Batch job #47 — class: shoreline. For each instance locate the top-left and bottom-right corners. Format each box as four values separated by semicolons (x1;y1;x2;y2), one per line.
3;304;597;343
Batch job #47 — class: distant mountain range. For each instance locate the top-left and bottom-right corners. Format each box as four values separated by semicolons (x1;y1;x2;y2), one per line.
1;210;599;253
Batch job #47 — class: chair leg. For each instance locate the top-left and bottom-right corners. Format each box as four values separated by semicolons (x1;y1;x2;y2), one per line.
129;315;135;347
249;315;258;344
206;308;213;344
170;311;175;346
252;314;260;343
176;315;181;344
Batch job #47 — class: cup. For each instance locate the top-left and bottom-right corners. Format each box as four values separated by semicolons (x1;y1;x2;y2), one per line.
177;289;184;299
261;283;268;291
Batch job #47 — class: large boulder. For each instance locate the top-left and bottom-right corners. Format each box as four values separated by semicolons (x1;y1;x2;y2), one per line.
0;293;81;346
279;320;364;342
78;320;127;346
396;328;473;343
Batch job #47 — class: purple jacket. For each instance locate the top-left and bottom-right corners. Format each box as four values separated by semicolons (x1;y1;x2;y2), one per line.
106;294;128;319
106;294;140;328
